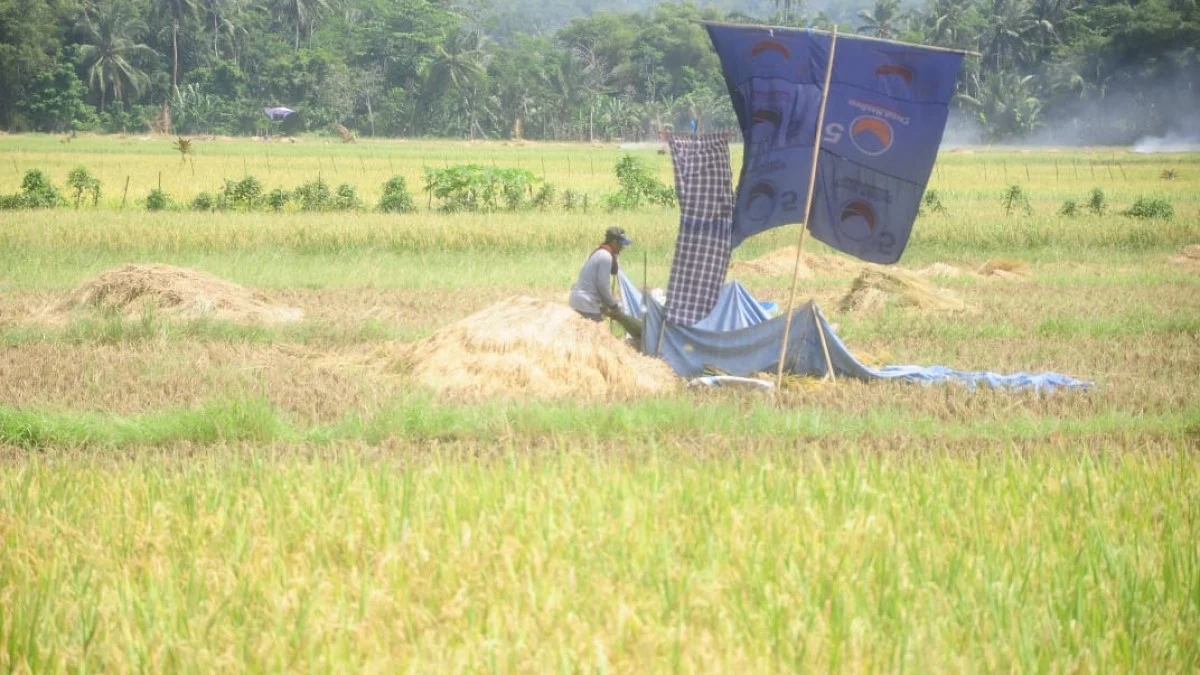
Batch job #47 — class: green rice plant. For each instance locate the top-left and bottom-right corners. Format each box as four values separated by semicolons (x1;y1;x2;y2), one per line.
377;176;415;213
1125;195;1174;219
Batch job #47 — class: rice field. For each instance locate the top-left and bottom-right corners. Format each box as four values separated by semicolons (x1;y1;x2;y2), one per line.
1;133;1198;672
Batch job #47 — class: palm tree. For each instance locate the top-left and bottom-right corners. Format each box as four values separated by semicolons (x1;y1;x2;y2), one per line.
857;0;905;38
773;0;802;23
982;0;1052;72
420;30;488;138
153;0;200;91
271;0;333;51
77;2;158;112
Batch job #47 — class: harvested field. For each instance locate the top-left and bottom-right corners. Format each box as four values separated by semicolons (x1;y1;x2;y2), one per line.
47;264;304;324
729;247;862;278
839;267;970;313
1169;244;1200;264
399;296;677;401
978;258;1031;278
917;262;968;278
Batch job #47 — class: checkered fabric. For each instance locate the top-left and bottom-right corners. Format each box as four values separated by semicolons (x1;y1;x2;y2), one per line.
665;134;734;325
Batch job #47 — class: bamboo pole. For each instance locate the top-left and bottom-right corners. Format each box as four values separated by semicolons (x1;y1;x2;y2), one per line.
775;27;839;388
813;305;836;383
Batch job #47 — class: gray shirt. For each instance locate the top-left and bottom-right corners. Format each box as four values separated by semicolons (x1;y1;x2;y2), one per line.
569;249;619;316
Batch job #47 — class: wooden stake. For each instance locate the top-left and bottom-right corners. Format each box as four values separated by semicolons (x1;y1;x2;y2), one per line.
776;27;839;388
813;304;835;383
121;176;130;209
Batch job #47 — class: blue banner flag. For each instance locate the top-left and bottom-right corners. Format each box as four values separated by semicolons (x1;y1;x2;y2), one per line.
705;23;964;263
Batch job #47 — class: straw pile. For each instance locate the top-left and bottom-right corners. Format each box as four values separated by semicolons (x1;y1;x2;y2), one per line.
729;247;861;278
50;264;303;323
1169;244;1200;265
399;296;677;402
977;258;1030;279
917;262;967;278
839;267;969;313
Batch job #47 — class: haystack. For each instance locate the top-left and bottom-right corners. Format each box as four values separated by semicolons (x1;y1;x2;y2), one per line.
729;247;861;278
1169;244;1200;265
839;267;969;313
978;258;1030;279
50;264;303;323
400;296;677;402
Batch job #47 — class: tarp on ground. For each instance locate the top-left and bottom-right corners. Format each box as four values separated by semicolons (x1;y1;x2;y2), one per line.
617;272;1091;392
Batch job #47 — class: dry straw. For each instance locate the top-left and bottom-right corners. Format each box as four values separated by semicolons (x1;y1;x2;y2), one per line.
729;247;862;278
977;258;1031;278
48;263;304;323
397;296;677;402
839;267;969;313
1169;244;1200;265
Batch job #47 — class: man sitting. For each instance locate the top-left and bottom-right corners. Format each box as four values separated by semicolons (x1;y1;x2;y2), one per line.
569;226;643;341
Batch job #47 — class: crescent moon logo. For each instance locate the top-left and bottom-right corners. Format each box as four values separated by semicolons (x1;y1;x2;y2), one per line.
751;39;791;60
745;182;777;223
849;115;894;156
875;63;915;85
839;200;877;242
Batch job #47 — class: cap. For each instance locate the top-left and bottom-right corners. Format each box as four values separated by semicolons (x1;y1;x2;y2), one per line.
604;226;633;246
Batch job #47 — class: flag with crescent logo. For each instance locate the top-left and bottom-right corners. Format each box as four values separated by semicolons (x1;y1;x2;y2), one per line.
705;23;964;263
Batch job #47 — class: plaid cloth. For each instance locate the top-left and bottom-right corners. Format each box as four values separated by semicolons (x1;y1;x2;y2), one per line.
665;134;734;325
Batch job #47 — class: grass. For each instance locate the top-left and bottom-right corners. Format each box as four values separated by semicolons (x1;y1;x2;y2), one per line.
0;135;1198;671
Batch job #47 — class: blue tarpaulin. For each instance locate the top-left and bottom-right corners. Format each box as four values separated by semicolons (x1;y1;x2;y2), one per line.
618;272;1091;392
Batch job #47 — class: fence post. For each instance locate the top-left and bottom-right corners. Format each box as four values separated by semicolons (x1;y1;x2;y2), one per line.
121;176;130;209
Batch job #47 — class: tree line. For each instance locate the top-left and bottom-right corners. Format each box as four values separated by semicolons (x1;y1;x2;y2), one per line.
1;0;1196;142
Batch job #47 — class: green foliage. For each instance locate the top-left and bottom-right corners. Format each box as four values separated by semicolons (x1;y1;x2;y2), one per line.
66;166;102;207
220;175;263;209
266;188;291;212
0;170;66;209
531;183;556;210
1001;184;1033;216
191;191;217;211
920;189;947;215
333;184;362;211
145;188;171;211
1059;199;1079;217
560;189;584;212
1087;188;1108;215
422;165;542;212
1124;196;1174;220
293;177;333;211
378;176;415;214
603;155;675;211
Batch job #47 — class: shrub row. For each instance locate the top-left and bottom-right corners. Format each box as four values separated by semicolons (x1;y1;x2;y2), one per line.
0;155;678;215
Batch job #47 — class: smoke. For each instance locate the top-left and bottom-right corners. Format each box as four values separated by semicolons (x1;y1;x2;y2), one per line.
1133;130;1200;154
940;109;985;150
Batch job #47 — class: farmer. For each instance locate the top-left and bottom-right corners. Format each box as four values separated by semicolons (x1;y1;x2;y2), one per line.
569;226;643;340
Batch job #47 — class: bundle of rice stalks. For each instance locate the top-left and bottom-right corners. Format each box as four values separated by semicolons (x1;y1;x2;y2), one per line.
334;124;355;143
839;267;969;313
977;258;1030;279
48;264;304;324
729;247;861;278
1169;244;1200;265
397;296;677;402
